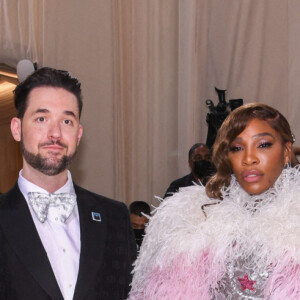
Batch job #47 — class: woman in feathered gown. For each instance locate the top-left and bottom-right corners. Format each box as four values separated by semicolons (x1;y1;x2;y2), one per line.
129;103;300;300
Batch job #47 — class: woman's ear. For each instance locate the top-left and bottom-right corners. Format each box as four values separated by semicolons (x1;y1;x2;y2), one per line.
284;142;293;165
10;117;21;142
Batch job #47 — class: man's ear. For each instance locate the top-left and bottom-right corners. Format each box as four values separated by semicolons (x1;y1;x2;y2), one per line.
10;117;21;142
77;124;83;146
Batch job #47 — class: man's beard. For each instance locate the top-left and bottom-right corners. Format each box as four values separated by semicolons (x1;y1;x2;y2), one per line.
21;136;77;176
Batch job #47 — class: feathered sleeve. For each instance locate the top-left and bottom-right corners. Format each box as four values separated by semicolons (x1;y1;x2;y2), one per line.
128;185;221;300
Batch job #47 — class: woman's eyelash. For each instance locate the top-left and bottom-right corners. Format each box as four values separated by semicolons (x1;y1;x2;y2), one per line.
229;142;273;152
229;146;242;152
258;142;273;148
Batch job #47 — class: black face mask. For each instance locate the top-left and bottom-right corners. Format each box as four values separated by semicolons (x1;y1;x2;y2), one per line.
193;160;216;179
134;229;145;247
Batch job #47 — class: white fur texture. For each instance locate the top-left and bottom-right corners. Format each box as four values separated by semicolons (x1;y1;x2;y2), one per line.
130;166;300;298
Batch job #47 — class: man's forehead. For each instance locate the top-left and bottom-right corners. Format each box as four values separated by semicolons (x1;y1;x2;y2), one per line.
28;86;75;99
130;214;148;223
194;146;210;155
26;87;79;113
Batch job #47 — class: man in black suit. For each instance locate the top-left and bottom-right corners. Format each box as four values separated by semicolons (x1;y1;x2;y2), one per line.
0;67;136;299
163;143;216;198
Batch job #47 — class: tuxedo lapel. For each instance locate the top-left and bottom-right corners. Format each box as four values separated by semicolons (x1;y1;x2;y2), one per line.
73;185;107;300
0;184;63;300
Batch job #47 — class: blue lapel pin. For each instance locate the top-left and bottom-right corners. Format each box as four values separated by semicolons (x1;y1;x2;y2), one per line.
92;212;101;222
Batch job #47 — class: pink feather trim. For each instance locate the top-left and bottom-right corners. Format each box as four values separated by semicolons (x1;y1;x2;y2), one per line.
264;254;300;299
129;250;224;300
129;252;300;299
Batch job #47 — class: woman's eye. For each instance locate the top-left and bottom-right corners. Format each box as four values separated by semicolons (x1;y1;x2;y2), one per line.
258;142;273;148
229;145;242;152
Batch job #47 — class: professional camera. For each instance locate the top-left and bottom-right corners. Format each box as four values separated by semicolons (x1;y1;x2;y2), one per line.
205;87;243;149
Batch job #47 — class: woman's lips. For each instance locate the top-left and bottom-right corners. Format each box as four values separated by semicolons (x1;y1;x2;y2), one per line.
242;170;263;183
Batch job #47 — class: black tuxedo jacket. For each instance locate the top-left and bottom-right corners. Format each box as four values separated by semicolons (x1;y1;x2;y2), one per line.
0;183;137;300
163;173;198;198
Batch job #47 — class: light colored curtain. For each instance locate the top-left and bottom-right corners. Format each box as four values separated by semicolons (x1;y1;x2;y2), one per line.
112;0;179;206
1;0;300;206
0;0;41;67
112;0;298;204
177;0;291;172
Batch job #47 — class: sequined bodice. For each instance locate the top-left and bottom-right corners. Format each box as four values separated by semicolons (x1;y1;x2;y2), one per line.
212;255;271;299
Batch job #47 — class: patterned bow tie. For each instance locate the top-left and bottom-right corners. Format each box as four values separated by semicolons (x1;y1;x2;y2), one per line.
28;192;76;223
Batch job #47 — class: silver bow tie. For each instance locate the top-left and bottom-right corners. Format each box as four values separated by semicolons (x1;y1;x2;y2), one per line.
28;192;76;223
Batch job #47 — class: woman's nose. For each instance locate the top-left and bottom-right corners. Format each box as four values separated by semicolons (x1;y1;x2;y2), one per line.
242;149;259;165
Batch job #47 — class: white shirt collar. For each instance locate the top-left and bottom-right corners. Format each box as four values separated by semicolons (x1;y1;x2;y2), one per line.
18;169;76;201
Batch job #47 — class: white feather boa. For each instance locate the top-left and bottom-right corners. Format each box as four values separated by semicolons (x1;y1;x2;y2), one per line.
129;166;300;299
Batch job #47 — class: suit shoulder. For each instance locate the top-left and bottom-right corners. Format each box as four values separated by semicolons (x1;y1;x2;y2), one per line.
0;183;20;208
0;193;4;206
169;173;196;187
164;173;197;198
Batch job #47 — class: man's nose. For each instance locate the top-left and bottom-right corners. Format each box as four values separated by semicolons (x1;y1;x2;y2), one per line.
48;122;62;140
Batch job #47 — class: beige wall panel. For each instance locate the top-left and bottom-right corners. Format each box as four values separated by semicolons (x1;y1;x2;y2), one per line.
41;1;116;199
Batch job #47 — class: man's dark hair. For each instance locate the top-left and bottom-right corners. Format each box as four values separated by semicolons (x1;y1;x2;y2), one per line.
188;143;209;161
14;67;83;119
129;201;150;217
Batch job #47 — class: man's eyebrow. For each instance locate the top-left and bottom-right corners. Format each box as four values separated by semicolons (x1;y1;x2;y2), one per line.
64;110;77;118
32;109;77;118
33;108;49;114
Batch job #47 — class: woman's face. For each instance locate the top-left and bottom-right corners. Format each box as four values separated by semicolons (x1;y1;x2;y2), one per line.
228;118;291;195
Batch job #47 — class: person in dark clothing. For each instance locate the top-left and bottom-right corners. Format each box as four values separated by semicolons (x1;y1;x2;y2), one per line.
0;67;136;300
129;201;151;251
163;143;216;199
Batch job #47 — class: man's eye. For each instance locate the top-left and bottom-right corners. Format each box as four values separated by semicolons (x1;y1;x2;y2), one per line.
37;117;45;122
64;120;72;125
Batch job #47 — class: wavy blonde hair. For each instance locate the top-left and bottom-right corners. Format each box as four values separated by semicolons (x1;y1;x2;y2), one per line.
205;103;294;199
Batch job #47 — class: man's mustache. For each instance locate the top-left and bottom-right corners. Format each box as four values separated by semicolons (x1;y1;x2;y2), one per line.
39;140;67;148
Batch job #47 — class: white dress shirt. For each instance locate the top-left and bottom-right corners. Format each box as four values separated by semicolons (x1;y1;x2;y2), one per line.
18;170;81;300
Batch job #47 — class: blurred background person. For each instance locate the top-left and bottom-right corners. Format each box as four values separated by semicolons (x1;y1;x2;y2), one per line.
129;201;151;250
163;143;216;199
